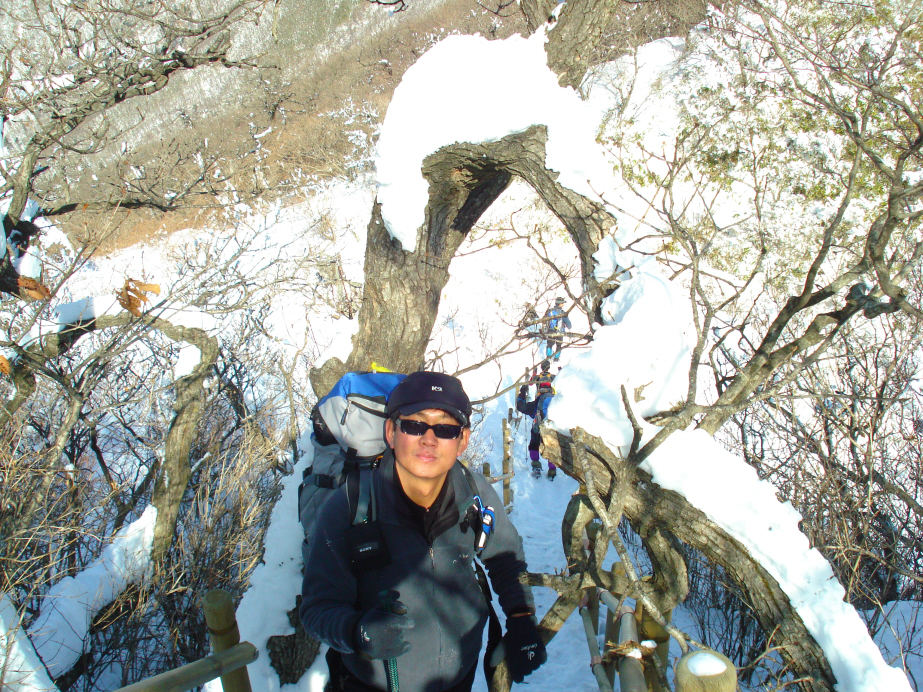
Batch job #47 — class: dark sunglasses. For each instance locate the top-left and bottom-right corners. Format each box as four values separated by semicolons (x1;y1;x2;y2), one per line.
398;419;463;439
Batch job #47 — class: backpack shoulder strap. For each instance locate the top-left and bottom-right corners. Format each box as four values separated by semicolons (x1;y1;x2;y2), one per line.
459;463;480;497
464;468;503;674
345;466;390;573
346;467;377;525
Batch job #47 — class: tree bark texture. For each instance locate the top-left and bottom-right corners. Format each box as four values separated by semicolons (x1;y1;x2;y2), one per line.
320;0;717;397
149;319;219;560
331;151;514;385
501;127;613;310
544;0;626;89
267;596;321;685
521;0;710;90
519;0;557;34
542;428;838;692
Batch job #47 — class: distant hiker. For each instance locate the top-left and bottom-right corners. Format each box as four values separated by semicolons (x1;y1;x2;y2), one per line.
301;371;546;692
516;379;557;479
543;297;571;363
531;359;554;388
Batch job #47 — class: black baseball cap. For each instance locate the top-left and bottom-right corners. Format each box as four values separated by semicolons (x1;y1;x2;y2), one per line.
386;371;472;427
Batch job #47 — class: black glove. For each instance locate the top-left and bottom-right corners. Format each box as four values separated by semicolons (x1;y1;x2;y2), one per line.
503;614;546;682
518;385;528;398
354;590;414;660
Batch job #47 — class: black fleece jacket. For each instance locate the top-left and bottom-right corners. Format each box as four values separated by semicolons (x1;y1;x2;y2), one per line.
300;451;535;692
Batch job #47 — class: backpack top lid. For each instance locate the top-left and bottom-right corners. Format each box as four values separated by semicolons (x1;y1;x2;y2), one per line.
314;371;407;459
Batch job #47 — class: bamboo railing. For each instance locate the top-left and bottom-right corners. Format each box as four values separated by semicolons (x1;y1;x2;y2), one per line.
113;589;256;692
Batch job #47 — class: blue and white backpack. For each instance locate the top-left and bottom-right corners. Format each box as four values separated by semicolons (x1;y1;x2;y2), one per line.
298;371;406;560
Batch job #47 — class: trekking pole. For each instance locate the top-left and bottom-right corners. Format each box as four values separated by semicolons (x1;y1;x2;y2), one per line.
379;592;400;692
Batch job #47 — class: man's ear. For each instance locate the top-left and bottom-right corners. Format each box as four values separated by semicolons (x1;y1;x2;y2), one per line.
385;418;396;449
457;427;471;456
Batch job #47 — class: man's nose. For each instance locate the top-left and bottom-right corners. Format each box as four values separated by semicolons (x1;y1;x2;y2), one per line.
420;428;439;444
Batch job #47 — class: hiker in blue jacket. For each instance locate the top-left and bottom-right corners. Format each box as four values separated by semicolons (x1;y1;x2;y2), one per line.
543;297;571;362
301;371;546;692
516;377;557;479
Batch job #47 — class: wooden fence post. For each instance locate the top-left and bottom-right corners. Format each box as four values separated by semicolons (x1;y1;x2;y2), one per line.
637;603;671;692
674;650;736;692
203;589;252;692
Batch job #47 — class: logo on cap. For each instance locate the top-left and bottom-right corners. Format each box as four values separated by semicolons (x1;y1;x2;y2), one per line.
432;386;442;391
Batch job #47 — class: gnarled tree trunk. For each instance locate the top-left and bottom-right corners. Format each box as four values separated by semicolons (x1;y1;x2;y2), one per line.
314;0;715;398
311;126;614;396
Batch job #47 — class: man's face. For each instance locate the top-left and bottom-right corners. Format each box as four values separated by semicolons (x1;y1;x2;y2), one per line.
385;408;470;484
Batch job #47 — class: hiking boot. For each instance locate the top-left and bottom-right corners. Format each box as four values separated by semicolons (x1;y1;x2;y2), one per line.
546;466;556;480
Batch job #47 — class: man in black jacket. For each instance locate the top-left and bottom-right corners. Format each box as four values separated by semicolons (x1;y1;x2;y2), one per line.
301;371;547;692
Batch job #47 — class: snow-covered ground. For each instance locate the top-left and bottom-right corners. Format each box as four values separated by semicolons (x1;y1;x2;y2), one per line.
4;10;920;692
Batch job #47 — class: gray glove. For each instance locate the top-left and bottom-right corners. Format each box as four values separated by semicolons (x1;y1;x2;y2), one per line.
354;590;414;660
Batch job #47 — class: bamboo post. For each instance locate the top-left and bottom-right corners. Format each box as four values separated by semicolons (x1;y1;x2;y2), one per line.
203;589;252;692
603;606;618;686
579;605;613;692
585;523;600;636
615;608;648;692
113;643;258;692
501;417;512;507
637;603;672;692
674;650;736;692
602;563;624;685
